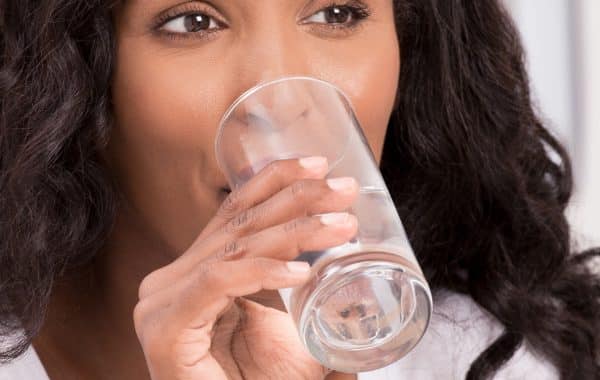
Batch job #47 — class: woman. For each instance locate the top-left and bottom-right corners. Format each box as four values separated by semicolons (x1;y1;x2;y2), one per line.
1;0;598;379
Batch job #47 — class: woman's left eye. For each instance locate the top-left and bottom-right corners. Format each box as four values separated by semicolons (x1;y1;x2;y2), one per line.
160;12;220;34
304;4;370;27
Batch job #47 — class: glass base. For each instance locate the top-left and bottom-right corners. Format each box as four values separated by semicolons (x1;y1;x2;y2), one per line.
292;252;432;373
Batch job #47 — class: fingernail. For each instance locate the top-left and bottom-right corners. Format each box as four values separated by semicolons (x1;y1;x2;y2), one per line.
286;261;311;273
327;177;356;192
299;156;328;172
320;212;351;226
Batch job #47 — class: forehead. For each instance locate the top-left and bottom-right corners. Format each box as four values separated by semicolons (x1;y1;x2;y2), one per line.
120;0;376;13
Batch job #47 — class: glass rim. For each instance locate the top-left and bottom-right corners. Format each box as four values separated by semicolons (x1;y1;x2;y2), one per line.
214;75;356;174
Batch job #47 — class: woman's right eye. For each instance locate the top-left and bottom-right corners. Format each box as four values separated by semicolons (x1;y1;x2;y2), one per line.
160;12;221;34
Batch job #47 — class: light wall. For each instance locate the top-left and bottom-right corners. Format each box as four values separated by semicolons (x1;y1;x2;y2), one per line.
504;0;600;248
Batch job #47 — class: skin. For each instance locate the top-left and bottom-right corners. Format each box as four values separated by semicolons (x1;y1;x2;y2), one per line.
32;0;400;379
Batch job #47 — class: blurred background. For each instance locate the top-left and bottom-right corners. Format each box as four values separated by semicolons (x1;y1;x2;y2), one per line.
504;0;600;249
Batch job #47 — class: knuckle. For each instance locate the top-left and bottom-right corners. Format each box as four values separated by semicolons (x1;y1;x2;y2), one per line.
138;272;158;300
249;257;272;275
290;180;307;199
138;280;151;301
196;261;216;279
283;218;300;233
218;191;242;218
265;160;295;189
285;216;314;235
225;207;259;234
194;261;224;291
133;300;149;328
283;217;314;255
217;238;248;261
133;302;174;362
265;160;284;179
133;300;157;344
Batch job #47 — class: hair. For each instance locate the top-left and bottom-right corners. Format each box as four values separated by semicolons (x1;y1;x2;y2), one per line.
1;0;598;378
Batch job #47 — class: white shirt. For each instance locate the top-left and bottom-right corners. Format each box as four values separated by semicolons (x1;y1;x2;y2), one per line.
0;289;558;380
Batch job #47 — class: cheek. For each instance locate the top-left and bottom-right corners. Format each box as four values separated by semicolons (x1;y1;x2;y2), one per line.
107;38;235;251
350;51;399;163
108;37;239;208
111;50;222;163
317;36;400;163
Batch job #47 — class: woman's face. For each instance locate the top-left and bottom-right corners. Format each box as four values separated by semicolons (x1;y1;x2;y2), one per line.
108;0;400;254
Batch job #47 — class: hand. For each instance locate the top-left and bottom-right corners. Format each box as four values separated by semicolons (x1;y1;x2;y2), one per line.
133;156;359;380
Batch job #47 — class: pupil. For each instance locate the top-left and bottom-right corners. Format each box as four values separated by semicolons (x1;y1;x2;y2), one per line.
184;14;210;32
325;7;351;24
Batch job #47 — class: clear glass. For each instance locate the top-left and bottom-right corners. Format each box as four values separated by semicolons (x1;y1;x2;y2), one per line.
215;76;432;373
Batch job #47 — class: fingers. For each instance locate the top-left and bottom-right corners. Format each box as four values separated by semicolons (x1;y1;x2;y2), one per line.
189;176;358;263
139;175;359;299
230;298;334;379
134;156;363;380
216;176;359;240
135;258;310;380
196;156;329;241
137;211;357;302
135;258;312;341
209;212;358;263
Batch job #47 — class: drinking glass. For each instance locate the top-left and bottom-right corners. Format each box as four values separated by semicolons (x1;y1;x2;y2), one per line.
215;76;432;373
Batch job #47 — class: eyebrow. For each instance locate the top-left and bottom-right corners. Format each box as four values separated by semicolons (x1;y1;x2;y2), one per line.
130;0;319;8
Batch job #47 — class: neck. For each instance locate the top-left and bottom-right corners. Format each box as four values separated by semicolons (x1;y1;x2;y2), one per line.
33;201;175;380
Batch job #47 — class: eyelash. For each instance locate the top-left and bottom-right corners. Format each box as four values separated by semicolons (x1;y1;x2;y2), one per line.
152;1;372;41
309;1;372;35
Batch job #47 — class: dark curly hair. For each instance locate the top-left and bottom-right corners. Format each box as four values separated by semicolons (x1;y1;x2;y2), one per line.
1;0;599;379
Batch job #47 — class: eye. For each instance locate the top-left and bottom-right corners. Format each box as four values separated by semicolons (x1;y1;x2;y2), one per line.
308;6;352;24
160;12;220;34
304;3;370;27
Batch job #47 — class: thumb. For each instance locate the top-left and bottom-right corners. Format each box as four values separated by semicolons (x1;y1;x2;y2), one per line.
238;298;335;377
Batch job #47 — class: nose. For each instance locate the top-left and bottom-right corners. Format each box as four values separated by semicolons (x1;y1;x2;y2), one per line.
237;78;314;132
226;22;316;131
